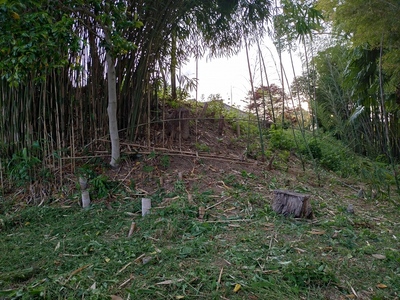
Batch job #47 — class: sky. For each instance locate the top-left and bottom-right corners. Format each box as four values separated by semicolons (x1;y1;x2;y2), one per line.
182;38;304;109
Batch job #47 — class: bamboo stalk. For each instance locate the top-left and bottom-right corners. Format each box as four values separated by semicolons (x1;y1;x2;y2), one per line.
245;39;265;162
54;70;63;185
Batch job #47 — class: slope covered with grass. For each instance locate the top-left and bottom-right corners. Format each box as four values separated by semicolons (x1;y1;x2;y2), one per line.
1;102;399;299
1;146;399;299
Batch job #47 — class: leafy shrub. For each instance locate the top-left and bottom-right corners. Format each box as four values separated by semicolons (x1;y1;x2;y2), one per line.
90;174;119;199
307;138;323;160
296;133;361;177
76;165;97;180
142;165;154;173
195;143;210;152
319;149;342;172
268;129;295;151
206;98;224;118
160;155;170;169
7;146;41;185
360;161;394;198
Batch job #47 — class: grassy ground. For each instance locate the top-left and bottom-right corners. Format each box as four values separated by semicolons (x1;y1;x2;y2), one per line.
1;158;399;300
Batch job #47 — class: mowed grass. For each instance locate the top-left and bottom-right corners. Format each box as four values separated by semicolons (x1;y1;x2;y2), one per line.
1;170;399;300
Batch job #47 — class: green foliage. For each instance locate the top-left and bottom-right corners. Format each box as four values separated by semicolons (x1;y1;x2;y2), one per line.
307;138;323;160
222;105;244;120
360;161;394;199
90;174;118;199
160;155;170;169
159;87;191;108
245;141;261;160
193;0;272;57
274;0;323;46
0;0;274;166
315;0;400;163
319;0;400;50
195;142;210;153
76;165;97;180
297;133;361;176
77;164;120;199
318;149;342;173
282;261;337;288
206;96;224;118
219;103;257;138
278;149;291;164
142;164;154;173
148;151;156;159
343;46;380;107
173;180;186;195
7;146;41;185
0;1;80;86
240;170;257;179
268;129;295;151
245;120;261;137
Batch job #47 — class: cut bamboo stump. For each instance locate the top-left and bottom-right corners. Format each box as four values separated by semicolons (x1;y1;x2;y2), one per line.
272;190;313;219
79;177;91;208
81;190;91;208
142;198;151;216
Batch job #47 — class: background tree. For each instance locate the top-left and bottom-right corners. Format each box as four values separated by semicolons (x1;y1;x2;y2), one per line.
311;45;354;139
0;0;79;166
271;0;323;127
248;84;284;124
247;84;304;127
316;0;400;160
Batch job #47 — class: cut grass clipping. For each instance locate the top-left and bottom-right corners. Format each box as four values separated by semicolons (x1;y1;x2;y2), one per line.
1;184;399;300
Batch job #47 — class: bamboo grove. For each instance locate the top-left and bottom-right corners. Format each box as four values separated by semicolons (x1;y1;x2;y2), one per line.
0;0;271;180
313;0;400;162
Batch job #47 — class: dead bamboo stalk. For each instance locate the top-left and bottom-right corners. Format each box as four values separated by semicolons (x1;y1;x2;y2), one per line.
217;267;224;290
205;196;232;211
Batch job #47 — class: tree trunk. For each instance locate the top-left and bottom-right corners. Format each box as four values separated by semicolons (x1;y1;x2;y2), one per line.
171;27;177;100
105;44;120;167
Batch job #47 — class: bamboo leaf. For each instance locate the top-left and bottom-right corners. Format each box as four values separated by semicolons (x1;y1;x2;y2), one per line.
348;106;364;124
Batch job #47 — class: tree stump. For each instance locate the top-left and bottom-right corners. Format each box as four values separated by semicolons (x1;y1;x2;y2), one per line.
166;107;190;141
272;190;313;219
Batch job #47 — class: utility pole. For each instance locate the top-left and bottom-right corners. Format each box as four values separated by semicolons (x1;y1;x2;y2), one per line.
231;86;233;106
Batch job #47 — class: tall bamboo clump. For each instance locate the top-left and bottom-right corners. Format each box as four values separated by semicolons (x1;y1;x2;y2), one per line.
0;21;109;186
0;1;194;189
0;13;109;189
1;0;274;195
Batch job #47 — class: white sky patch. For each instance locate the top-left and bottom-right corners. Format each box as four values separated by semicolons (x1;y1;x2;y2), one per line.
182;38;304;109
